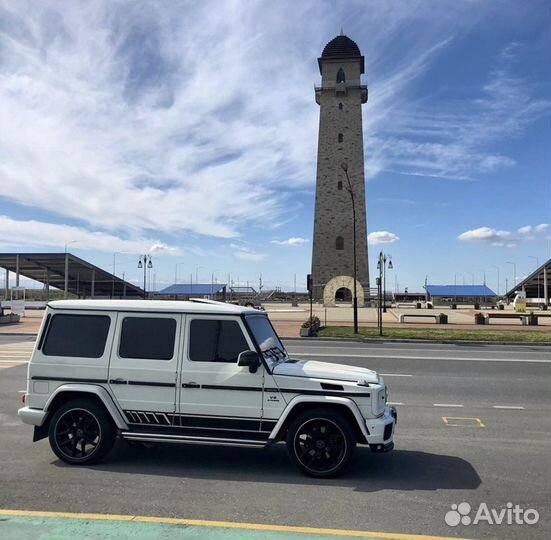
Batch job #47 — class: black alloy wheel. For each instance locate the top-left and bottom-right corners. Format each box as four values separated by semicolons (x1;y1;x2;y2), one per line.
48;399;116;465
287;409;355;477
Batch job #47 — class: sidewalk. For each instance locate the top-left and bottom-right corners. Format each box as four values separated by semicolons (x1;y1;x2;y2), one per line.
1;307;549;339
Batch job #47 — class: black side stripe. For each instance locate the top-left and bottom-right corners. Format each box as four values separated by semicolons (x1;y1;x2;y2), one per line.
186;383;369;397
127;381;175;388
31;376;108;384
200;384;263;392
279;389;371;397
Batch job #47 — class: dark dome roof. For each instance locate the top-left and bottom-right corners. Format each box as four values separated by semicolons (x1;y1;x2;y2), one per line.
321;34;362;59
318;34;365;75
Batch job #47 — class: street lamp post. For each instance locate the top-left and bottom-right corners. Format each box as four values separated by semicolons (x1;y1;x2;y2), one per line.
174;263;185;284
529;256;540;302
491;265;500;296
340;162;358;334
63;241;78;299
479;269;486;286
507;261;517;289
382;254;392;312
137;255;153;299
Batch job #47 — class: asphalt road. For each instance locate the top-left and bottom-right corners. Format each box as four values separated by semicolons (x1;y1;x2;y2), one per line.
0;335;549;540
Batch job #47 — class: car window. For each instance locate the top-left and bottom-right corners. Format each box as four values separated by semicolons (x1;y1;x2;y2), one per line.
42;314;111;358
189;319;249;362
119;317;177;360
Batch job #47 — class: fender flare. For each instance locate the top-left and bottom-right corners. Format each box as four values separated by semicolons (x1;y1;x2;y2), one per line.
268;395;369;441
44;384;128;430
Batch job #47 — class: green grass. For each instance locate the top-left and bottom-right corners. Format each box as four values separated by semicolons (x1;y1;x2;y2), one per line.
315;326;550;343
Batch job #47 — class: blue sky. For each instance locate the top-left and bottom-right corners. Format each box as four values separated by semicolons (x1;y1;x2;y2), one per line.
0;0;549;293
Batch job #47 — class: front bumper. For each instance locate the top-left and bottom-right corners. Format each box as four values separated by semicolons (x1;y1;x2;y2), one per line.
18;406;47;427
365;406;396;450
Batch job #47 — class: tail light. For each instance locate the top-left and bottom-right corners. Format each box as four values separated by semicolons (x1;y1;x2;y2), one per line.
21;393;26;404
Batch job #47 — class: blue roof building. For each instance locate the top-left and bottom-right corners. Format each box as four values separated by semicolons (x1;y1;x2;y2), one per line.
426;284;497;307
157;283;227;299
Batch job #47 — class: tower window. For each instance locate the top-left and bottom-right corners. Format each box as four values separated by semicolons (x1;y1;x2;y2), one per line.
337;181;343;191
339;102;343;110
336;67;346;83
338;133;343;143
336;236;344;250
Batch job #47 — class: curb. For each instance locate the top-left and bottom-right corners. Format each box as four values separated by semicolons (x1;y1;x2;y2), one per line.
0;333;38;338
282;336;549;346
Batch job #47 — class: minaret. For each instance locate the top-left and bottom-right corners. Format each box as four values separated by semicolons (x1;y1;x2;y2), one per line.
311;33;370;305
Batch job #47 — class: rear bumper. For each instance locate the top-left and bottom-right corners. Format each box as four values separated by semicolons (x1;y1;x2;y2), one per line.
365;406;396;449
18;406;47;427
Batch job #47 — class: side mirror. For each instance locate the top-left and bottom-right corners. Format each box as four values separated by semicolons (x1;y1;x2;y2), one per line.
237;350;261;373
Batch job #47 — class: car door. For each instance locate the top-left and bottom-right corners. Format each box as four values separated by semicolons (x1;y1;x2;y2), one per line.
108;313;181;426
177;314;267;444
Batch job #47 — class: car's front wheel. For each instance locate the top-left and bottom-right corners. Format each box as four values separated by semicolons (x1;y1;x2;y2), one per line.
286;408;356;477
48;399;116;465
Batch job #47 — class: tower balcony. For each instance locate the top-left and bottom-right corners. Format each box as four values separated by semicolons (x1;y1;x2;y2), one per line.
315;84;368;104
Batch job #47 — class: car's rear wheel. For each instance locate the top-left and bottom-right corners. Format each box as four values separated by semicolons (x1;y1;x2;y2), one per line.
48;399;116;465
286;408;356;477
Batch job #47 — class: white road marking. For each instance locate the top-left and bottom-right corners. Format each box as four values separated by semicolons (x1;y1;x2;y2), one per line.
493;405;525;410
433;403;464;408
387;402;404;406
286;345;547;355
289;352;551;363
0;360;28;363
379;373;412;377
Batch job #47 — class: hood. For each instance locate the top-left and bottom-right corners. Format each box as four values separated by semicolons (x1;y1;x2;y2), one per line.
273;359;378;384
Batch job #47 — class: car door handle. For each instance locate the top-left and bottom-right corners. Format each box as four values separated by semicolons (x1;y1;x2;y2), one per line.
182;382;200;388
109;378;127;384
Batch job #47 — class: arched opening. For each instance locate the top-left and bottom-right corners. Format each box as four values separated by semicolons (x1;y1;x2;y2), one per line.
336;67;346;83
335;287;352;303
336;236;344;250
338;102;343;110
338;133;343;143
323;276;365;307
337;180;343;191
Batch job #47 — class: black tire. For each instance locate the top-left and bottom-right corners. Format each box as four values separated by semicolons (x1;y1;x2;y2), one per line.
48;398;116;465
286;408;356;478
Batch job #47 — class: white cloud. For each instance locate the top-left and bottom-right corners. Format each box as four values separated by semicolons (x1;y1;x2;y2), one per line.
229;244;266;262
368;231;400;245
0;215;181;255
458;227;514;246
0;0;545;254
535;223;550;232
271;237;309;246
458;224;548;247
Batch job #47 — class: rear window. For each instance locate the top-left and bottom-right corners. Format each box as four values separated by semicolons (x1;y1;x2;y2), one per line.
119;317;177;360
42;314;111;358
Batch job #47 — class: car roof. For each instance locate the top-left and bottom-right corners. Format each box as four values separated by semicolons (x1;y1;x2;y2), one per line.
48;299;261;315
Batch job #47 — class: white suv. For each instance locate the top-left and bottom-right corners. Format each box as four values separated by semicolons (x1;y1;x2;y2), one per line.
19;299;396;477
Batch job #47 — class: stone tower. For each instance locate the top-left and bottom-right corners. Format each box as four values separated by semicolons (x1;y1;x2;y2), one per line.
311;33;369;305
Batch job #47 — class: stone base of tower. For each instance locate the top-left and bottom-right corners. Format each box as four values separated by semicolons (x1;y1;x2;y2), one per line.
319;275;366;307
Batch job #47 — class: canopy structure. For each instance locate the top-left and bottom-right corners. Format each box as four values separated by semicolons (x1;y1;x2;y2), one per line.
506;258;550;305
0;253;144;299
157;283;227;300
426;284;496;307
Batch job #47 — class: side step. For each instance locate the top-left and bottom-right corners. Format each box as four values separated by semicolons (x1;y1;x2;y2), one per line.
120;431;266;448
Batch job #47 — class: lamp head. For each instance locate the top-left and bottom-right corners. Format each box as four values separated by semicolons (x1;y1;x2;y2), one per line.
340;162;348;172
137;260;143;269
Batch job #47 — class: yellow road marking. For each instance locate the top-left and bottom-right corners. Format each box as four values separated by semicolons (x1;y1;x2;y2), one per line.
0;509;475;540
442;416;486;428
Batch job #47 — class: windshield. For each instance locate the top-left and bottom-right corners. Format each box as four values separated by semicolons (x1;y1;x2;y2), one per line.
246;315;287;366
